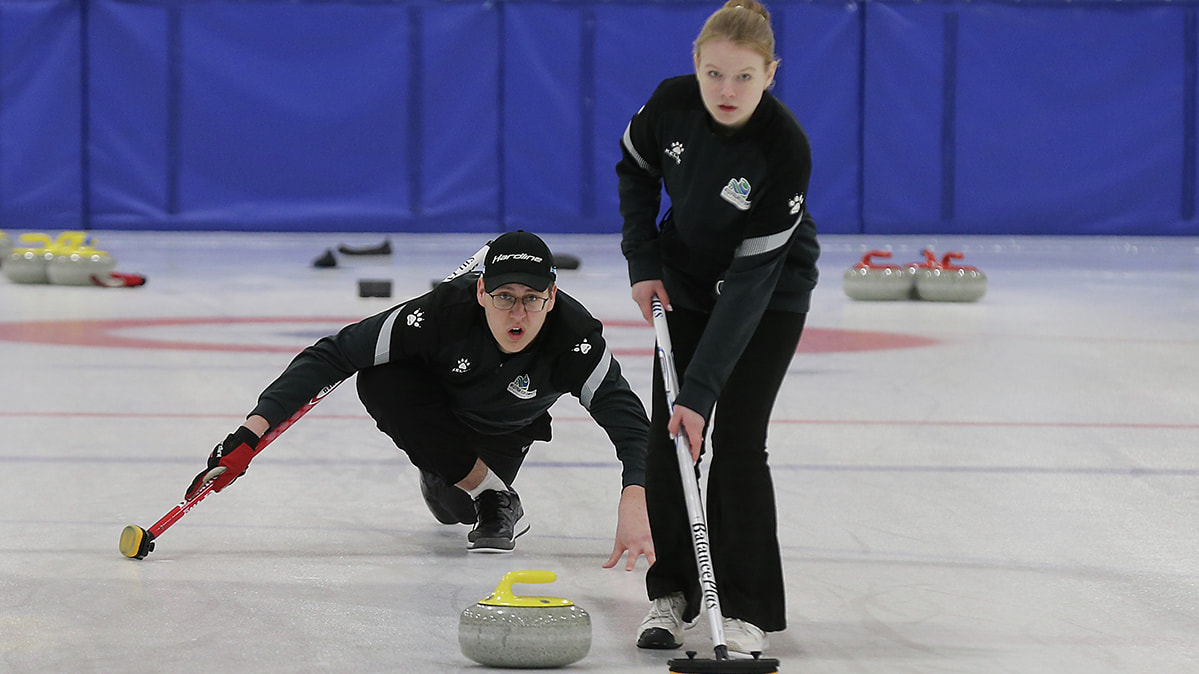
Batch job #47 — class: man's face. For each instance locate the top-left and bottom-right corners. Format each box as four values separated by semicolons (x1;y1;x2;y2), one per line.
477;278;557;353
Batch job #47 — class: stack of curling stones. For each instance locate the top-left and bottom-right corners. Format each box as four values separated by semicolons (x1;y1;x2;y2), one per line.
459;569;591;669
2;231;143;287
844;248;986;302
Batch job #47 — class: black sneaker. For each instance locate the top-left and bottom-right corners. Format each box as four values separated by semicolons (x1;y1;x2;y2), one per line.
419;470;477;525
468;489;529;552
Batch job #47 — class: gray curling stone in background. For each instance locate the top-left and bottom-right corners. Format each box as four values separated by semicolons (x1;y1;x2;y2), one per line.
904;248;941;300
842;250;912;301
48;245;117;285
914;251;987;302
4;247;53;284
459;569;591;669
3;233;58;284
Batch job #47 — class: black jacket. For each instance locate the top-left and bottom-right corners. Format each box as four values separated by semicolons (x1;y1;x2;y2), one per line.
250;273;648;488
617;74;820;419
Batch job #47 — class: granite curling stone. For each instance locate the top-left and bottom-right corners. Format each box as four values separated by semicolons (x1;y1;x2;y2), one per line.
842;250;913;301
913;251;987;302
0;230;11;264
459;570;591;669
905;248;941;300
3;233;56;284
47;243;117;286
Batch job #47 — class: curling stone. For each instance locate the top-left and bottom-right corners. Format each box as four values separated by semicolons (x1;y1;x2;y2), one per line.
459;569;591;669
47;244;117;285
913;251;987;302
842;250;912;301
3;233;55;284
904;248;941;300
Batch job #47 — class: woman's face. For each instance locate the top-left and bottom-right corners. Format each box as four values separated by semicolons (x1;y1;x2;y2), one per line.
694;38;776;130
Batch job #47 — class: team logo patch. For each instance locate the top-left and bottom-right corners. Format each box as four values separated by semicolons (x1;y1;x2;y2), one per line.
507;374;537;400
665;142;684;165
789;193;805;215
720;178;752;211
451;358;471;373
406;308;424;328
573;339;592;355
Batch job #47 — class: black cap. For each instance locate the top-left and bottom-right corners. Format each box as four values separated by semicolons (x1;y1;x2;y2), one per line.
483;231;556;292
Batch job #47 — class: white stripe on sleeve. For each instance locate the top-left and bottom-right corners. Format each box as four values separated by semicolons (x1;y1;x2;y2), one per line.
373;303;407;366
621;118;656;175
734;212;803;258
579;346;614;409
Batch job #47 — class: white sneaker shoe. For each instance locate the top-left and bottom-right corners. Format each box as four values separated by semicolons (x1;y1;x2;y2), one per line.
723;618;768;657
636;592;688;649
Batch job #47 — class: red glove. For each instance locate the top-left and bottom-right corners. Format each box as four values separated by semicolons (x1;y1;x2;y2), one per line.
185;426;260;500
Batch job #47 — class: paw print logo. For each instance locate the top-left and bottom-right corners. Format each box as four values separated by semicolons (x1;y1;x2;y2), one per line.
406;308;424;328
573;339;592;355
788;194;805;215
452;358;471;373
665;142;684;165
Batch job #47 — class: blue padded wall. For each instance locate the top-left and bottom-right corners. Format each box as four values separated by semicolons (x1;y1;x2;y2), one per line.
0;0;82;230
863;2;1193;235
85;0;501;232
0;0;1196;235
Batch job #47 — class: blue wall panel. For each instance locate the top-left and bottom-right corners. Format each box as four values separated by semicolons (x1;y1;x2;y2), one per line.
862;2;945;233
775;3;862;233
591;3;714;234
88;2;169;224
504;3;590;233
953;5;1185;234
863;1;1194;235
418;4;499;231
0;0;81;230
2;0;1198;235
175;3;412;231
87;1;501;232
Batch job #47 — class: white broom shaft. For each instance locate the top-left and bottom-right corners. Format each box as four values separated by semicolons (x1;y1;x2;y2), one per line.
650;297;728;653
441;241;491;283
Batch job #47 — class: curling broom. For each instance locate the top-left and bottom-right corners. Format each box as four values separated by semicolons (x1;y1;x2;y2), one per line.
119;380;342;559
651;297;781;674
120;240;494;559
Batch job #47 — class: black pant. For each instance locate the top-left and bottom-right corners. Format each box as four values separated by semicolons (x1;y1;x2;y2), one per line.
356;360;548;487
645;307;805;633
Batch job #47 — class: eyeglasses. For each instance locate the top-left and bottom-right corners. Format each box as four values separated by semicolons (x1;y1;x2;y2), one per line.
487;291;550;312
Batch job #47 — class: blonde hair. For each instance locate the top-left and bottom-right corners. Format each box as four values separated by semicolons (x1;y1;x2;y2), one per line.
693;0;777;68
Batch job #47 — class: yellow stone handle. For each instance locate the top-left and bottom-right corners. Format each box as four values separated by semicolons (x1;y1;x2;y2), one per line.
54;231;90;249
479;570;575;607
14;231;95;255
15;232;53;250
